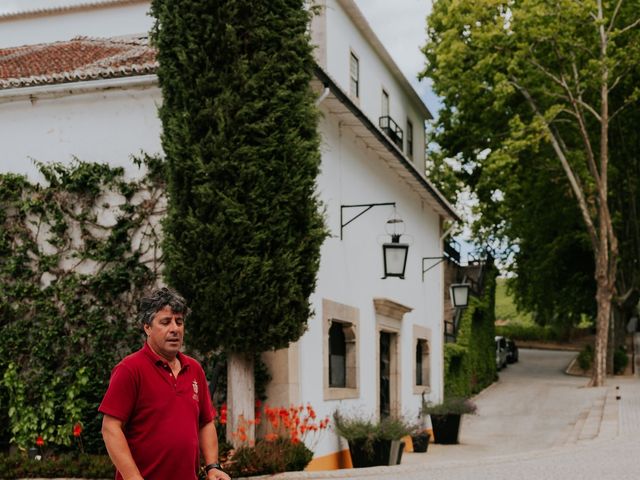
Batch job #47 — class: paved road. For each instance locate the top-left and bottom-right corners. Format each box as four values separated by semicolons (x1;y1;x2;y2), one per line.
255;348;640;479
425;348;605;459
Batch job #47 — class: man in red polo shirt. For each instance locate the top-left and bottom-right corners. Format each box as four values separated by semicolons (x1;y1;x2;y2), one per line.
99;288;230;480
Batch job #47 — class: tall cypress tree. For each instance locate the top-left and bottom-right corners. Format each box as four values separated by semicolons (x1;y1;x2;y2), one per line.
151;0;324;353
151;2;324;437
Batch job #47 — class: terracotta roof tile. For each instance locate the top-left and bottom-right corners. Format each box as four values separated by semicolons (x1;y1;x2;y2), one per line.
0;1;148;20
0;36;157;89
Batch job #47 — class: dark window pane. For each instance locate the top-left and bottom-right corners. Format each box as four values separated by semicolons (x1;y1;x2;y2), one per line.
329;322;346;387
416;341;423;385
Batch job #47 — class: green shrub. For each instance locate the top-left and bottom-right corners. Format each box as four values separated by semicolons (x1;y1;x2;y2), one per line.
577;345;594;371
495;323;591;342
444;266;498;397
614;347;629;375
0;452;113;478
224;438;312;478
495;323;559;341
332;412;412;460
421;397;477;416
332;412;413;443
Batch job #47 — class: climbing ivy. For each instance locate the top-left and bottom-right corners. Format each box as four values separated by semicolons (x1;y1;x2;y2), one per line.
0;157;165;453
444;266;498;398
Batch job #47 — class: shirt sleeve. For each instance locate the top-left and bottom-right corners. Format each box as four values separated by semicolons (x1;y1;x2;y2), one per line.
98;363;137;423
198;365;214;427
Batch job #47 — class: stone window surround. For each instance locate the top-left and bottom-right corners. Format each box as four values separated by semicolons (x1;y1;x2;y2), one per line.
413;324;432;394
323;298;360;400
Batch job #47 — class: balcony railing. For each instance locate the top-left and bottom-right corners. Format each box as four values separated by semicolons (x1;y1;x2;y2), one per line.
443;239;461;264
379;116;403;150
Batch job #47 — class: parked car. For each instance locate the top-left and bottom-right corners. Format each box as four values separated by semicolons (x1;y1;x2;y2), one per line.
505;338;519;363
495;336;508;370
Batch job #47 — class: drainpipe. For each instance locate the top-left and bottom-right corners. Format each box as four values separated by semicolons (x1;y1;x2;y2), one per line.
315;86;330;106
440;223;455;242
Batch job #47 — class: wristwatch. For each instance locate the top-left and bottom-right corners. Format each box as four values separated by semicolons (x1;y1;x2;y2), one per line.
204;462;222;473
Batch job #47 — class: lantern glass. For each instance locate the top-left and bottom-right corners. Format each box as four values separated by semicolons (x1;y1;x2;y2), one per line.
450;283;471;308
383;242;408;278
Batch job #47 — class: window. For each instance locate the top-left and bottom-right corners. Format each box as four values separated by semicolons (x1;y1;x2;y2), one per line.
406;119;414;159
323;299;359;400
381;89;390;117
329;322;346;387
416;339;430;386
350;52;359;98
413;325;432;393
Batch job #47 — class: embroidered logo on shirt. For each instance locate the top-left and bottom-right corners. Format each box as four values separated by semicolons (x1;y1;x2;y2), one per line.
192;380;199;401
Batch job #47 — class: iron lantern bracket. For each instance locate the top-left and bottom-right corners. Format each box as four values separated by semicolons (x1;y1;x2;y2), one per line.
422;256;446;281
340;202;396;240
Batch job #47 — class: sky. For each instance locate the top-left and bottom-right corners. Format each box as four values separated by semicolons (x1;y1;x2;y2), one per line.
353;0;441;117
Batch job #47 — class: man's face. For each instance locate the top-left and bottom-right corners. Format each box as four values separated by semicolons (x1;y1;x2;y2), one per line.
144;305;184;361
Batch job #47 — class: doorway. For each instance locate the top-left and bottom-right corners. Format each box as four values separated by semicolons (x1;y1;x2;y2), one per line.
379;330;398;418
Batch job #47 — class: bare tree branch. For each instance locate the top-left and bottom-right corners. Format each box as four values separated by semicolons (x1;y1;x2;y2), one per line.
610;99;634;121
510;76;599;251
607;0;624;34
569;59;602;190
617;17;640;35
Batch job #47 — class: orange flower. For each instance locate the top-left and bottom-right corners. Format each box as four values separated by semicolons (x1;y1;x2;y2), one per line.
220;403;227;425
73;422;82;438
36;436;44;447
306;404;317;419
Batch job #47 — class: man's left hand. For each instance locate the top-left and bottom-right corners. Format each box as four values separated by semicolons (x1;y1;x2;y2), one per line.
207;467;231;480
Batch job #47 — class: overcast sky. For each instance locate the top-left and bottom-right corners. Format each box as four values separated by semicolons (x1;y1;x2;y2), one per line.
353;0;440;116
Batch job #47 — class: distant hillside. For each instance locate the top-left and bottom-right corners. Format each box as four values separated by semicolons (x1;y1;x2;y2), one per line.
494;277;533;325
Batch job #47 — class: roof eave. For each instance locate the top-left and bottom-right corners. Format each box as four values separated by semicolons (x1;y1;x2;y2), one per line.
313;64;459;222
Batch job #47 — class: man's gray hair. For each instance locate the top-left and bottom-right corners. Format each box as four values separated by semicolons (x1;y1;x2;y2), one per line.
138;287;191;326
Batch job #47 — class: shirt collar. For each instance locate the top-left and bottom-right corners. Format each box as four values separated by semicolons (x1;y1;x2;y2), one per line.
142;341;189;368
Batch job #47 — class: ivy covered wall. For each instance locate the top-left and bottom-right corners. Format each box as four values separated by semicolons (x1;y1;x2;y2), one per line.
444;265;498;398
0;158;164;453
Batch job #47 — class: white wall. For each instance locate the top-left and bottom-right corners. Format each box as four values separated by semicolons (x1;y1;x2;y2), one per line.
321;0;426;166
0;3;152;46
300;105;445;457
0;84;162;181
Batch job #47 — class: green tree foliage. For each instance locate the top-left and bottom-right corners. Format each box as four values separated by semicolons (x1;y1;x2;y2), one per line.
423;0;640;385
505;157;596;329
151;0;326;354
0;159;163;452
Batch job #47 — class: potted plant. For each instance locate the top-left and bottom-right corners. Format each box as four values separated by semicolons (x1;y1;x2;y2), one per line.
421;397;477;445
409;421;430;453
333;411;412;468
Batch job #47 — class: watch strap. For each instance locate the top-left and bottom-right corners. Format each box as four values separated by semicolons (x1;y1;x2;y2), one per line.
205;462;222;473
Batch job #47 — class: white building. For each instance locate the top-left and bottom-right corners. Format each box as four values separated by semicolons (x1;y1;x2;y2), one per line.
0;0;458;469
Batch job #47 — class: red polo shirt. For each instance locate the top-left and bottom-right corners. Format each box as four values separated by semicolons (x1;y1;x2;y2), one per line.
99;343;214;480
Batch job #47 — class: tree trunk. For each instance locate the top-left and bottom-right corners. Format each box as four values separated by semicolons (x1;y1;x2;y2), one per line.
592;279;612;386
226;352;255;447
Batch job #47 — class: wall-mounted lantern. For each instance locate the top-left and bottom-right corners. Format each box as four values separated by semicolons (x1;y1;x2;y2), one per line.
449;283;471;308
382;211;408;279
340;202;409;279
